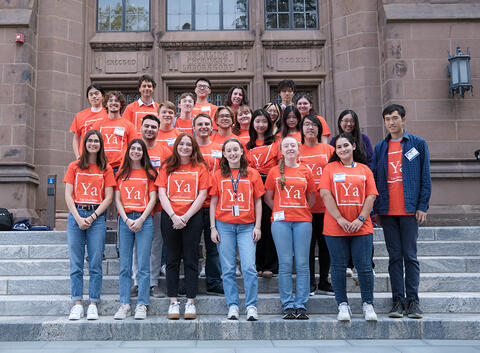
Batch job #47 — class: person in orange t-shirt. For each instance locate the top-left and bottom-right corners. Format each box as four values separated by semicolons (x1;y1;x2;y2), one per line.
211;106;235;146
193;114;223;294
209;138;264;321
122;75;158;136
70;84;107;159
232;104;252;146
114;139;158;320
224;85;248;116
64;129;115;320
264;136;316;320
156;101;181;151
92;91;137;172
296;95;331;144
174;92;195;134
191;78;218;130
156;133;210;320
245;108;280;278
319;133;378;322
299;115;335;296
277;106;302;144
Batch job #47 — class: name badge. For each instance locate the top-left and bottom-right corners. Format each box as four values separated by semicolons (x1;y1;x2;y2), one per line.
333;173;346;182
114;127;125;136
211;150;222;158
201;106;211;112
273;211;285;221
151;159;161;168
232;205;240;217
405;147;420;161
167;137;176;146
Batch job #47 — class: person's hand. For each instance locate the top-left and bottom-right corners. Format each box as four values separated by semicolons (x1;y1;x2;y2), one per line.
171;214;186;229
252;227;262;242
349;218;364;233
416;210;427;224
179;215;190;226
336;217;351;233
76;216;90;230
211;228;220;244
128;218;144;232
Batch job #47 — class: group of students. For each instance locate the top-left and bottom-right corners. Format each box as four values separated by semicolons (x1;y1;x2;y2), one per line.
65;76;431;323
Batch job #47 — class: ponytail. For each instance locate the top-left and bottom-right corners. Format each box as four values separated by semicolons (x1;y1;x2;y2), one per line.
278;157;286;190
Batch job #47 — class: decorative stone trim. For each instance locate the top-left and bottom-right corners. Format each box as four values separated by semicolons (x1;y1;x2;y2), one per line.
431;160;480;179
90;42;154;51
384;3;480;22
261;39;325;49
0;163;39;185
159;41;255;50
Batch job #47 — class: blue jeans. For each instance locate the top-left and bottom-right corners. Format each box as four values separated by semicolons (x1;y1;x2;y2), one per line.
271;221;312;310
216;220;258;308
325;234;374;305
67;209;106;302
381;215;420;303
118;212;153;306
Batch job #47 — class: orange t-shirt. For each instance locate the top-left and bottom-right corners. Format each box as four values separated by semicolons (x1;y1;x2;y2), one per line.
245;139;279;175
234;129;250;146
387;140;411;216
116;168;157;214
319;161;378;236
210;167;265;224
64;161;116;205
265;164;316;222
122;100;158;136
92;117;137;168
211;132;235;147
316;115;331;137
155;162;210;216
174;117;194;134
70;107;108;152
299;143;335;213
276;131;302;144
147;143;172;213
156;128;181;151
192;102;218;130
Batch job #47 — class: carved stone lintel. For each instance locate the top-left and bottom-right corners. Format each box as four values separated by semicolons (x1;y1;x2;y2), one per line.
90;42;154;52
160;41;254;50
165;50;250;73
262;39;325;49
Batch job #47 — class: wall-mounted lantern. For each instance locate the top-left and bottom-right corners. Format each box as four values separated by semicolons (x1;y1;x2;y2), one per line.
448;46;473;98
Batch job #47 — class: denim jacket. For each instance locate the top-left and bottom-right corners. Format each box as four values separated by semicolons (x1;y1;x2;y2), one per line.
372;131;432;214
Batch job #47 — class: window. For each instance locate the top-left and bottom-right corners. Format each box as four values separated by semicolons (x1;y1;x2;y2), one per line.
265;0;318;29
270;86;318;108
170;89;228;108
97;0;150;32
167;0;248;31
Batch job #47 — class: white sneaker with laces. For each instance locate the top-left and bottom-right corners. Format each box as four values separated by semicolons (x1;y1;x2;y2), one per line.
227;305;239;320
246;305;258;321
184;302;196;320
114;304;131;320
363;302;378;321
168;302;180;320
337;302;351;322
86;304;99;320
134;304;147;320
68;304;84;320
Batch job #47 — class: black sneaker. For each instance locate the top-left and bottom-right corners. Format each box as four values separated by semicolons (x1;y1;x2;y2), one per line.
282;308;296;320
406;300;423;319
388;300;404;318
206;284;224;296
317;281;335;296
295;308;309;320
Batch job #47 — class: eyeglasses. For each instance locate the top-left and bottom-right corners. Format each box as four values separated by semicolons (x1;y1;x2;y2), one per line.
196;84;210;90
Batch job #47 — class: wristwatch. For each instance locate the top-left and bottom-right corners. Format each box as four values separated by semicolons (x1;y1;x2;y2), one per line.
358;216;366;222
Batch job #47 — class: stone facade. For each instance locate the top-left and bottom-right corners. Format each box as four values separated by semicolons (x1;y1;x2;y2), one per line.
0;0;479;224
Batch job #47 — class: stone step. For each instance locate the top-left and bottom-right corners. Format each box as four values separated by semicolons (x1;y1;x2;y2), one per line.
0;292;478;316
2;273;480;295
0;256;479;277
0;313;478;340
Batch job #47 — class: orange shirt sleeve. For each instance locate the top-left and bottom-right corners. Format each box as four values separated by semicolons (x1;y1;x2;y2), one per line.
364;165;379;196
264;167;277;191
148;178;157;193
198;164;211;190
209;171;219;197
64;161;77;184
122;104;134;125
104;165;116;187
318;163;333;191
155;167;168;189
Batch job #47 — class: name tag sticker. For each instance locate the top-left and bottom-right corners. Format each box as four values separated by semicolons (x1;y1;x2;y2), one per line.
167;137;176;146
201;106;211;112
232;205;240;217
405;147;420;161
114;127;125;136
151;160;161;168
273;211;285;221
211;150;222;158
333;173;346;182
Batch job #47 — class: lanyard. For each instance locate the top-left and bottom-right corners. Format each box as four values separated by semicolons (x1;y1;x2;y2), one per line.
229;169;241;200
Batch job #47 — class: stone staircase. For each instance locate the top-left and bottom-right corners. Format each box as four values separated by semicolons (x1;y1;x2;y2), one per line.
0;227;478;340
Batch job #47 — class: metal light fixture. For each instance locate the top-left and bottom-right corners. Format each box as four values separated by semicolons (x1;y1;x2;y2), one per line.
448;46;473;98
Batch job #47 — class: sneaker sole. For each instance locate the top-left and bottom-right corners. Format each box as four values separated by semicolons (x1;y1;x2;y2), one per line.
114;316;127;320
205;291;224;296
68;316;83;320
168;313;180;320
247;316;258;321
184;314;196;320
134;316;146;320
338;317;351;322
87;316;98;320
228;315;239;320
317;290;335;296
407;313;423;319
388;312;404;318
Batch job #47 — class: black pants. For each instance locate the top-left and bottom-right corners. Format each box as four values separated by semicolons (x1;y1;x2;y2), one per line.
200;207;222;287
309;212;330;287
161;210;203;299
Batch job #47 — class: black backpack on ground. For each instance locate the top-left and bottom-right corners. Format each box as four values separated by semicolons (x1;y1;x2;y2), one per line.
0;208;13;231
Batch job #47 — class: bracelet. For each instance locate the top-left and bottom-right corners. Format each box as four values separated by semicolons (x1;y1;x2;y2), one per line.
93;211;98;219
210;225;216;230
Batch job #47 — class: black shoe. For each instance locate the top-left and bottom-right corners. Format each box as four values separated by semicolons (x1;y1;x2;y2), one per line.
317;281;335;296
295;308;309;320
282;308;296;320
406;300;423;319
388;300;404;318
309;285;316;296
130;285;138;298
206;284;224;296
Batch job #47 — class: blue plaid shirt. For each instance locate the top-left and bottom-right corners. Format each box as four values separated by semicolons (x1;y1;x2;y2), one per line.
372;131;431;214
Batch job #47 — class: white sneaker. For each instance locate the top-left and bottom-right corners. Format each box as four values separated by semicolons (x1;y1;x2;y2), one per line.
246;305;258;321
227;305;239;320
309;291;316;296
337;302;351;322
134;304;147;320
363;302;378;321
114;304;131;320
184;302;196;320
200;265;206;278
160;264;166;276
346;268;353;277
68;304;84;320
86;304;99;320
168;302;180;320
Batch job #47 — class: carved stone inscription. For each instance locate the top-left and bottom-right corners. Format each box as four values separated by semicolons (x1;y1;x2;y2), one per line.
105;52;137;73
179;51;236;72
277;50;312;71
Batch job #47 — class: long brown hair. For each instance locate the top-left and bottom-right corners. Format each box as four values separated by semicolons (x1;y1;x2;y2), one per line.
220;138;249;178
78;129;108;171
164;133;208;174
116;139;157;181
